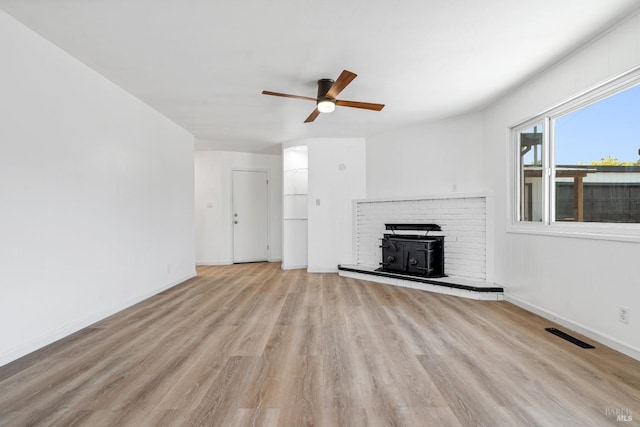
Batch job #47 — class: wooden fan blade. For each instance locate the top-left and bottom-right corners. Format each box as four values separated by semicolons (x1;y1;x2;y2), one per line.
262;90;316;102
335;100;385;111
325;70;357;99
304;108;321;123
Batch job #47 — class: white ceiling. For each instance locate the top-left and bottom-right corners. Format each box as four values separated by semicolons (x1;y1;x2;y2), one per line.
1;0;639;154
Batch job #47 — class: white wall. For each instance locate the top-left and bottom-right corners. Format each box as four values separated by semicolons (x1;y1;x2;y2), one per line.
0;12;195;366
307;138;366;272
366;113;486;198
485;11;640;358
195;150;282;265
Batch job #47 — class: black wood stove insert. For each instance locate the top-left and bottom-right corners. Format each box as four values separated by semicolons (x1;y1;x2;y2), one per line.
378;224;445;278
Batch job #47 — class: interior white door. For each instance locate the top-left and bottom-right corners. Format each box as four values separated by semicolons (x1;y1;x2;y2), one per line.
232;170;269;263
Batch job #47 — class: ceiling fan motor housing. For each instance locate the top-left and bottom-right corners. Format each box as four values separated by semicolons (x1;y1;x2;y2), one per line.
317;78;335;101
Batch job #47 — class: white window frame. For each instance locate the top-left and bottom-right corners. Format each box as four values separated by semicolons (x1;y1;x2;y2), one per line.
508;66;640;242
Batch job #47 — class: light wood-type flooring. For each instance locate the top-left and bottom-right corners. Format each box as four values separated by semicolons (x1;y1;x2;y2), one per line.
1;262;639;426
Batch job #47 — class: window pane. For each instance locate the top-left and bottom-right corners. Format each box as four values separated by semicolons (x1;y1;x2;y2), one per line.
554;84;640;223
519;124;544;221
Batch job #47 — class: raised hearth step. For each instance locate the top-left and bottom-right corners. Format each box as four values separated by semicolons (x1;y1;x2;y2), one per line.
338;264;504;301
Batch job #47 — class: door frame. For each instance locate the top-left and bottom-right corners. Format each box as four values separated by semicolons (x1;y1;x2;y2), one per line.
230;168;271;263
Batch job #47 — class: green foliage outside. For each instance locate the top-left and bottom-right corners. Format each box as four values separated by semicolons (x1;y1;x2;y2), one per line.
576;156;640;166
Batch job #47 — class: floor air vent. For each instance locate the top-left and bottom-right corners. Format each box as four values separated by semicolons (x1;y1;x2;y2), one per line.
545;328;595;349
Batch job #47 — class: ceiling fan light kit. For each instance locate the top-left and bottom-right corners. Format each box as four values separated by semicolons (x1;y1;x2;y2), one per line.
317;99;336;113
262;70;384;122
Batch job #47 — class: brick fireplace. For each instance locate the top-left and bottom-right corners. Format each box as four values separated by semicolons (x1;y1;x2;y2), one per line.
353;195;489;282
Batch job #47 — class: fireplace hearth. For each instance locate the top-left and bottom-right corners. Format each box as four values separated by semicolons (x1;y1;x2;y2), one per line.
378;224;444;278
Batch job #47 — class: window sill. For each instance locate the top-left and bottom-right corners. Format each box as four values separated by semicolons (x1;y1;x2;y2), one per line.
506;222;640;243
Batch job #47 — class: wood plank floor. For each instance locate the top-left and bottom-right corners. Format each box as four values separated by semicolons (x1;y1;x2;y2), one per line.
1;262;639;426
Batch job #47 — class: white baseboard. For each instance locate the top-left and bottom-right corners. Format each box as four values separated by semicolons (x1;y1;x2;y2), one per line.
197;259;282;266
196;261;231;266
0;272;197;368
505;294;640;361
307;267;338;273
281;264;307;270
